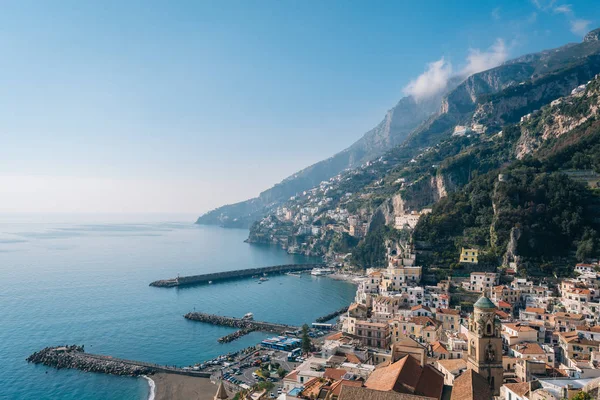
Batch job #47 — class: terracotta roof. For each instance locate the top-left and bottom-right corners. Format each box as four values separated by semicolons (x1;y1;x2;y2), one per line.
284;370;298;381
345;353;361;364
502;323;536;332
495;310;510;319
437;358;467;373
498;300;512;308
325;331;344;341
431;341;449;355
503;382;530;398
330;380;363;397
525;307;545;314
410;316;440;327
365;355;443;399
450;369;491;400
559;331;600;345
324;368;347;381
436;308;459;315
339;386;436;400
554;312;584;320
510;342;545;354
411;305;431;312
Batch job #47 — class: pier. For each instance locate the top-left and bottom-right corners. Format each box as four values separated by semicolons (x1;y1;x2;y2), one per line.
315;306;349;323
27;345;211;378
150;263;324;288
184;312;299;342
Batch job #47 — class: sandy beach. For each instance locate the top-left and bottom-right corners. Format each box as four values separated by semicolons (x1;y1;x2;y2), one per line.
151;373;230;400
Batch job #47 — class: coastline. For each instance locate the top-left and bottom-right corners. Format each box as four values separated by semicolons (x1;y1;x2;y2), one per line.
150;373;224;400
328;272;361;285
142;375;155;400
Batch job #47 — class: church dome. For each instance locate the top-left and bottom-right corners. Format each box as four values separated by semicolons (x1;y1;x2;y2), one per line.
473;296;496;310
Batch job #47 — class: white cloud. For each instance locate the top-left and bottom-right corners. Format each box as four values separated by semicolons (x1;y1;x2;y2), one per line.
534;1;592;37
492;7;501;20
553;4;572;14
532;0;556;11
403;39;509;101
570;19;592;35
403;58;453;101
461;39;508;77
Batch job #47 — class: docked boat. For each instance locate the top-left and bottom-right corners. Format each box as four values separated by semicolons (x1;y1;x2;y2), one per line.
311;268;334;276
286;272;301;277
243;313;254;320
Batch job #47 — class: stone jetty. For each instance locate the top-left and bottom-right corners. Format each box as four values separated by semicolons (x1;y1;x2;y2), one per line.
27;345;210;378
315;306;349;323
150;263;324;288
185;312;298;340
218;328;257;343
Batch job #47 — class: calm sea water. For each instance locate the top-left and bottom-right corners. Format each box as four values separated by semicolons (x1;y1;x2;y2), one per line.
0;214;356;400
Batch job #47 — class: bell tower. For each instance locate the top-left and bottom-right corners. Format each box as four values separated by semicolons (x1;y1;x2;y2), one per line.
467;296;503;396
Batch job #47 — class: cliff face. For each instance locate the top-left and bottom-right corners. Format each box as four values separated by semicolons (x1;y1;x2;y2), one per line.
516;75;600;158
474;55;600;129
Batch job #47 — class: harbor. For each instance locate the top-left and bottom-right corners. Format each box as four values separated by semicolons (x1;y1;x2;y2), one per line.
149;263;325;287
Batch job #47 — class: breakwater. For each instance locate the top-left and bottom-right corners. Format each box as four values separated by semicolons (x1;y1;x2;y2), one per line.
315;306;349;323
150;263;325;287
26;345;211;378
184;312;298;342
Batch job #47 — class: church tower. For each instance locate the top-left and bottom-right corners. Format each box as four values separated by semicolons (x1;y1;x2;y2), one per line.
467;296;503;396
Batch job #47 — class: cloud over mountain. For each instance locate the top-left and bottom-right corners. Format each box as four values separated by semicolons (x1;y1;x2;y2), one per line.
404;40;508;101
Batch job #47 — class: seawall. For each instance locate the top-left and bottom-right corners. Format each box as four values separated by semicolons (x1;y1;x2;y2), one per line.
184;312;298;335
149;263;324;288
27;345;211;378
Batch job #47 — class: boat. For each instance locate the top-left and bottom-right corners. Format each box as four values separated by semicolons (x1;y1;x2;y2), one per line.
311;268;334;276
286;272;301;277
259;277;268;282
243;313;254;320
208;281;213;284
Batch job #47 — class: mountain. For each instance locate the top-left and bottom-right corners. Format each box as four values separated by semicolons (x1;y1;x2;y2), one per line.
195;82;455;228
246;28;600;274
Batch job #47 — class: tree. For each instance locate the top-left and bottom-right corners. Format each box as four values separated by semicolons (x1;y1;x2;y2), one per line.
572;392;592;400
301;324;311;355
277;367;287;378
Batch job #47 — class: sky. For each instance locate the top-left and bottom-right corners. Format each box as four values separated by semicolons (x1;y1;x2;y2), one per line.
1;0;599;215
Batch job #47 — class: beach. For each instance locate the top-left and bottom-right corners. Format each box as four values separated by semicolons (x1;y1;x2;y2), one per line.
151;373;227;400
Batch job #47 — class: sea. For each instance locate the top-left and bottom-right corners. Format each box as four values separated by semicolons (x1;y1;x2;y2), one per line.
0;214;357;400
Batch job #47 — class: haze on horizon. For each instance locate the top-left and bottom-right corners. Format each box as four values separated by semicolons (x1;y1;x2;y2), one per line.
2;0;598;215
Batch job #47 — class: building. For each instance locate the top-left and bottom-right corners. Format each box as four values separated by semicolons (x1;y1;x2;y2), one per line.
355;320;391;349
435;308;460;332
463;272;499;293
450;369;492;400
436;358;467;385
501;323;538;347
460;248;479;264
364;354;444;399
466;296;503;396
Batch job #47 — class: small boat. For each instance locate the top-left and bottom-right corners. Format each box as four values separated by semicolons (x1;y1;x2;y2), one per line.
286;272;301;277
259;277;268;282
311;268;334;276
243;313;254;320
208;281;213;284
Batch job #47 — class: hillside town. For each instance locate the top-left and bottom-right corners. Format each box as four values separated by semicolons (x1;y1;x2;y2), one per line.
217;248;600;400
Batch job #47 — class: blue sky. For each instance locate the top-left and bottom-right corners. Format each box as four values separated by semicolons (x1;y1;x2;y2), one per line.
1;0;598;214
